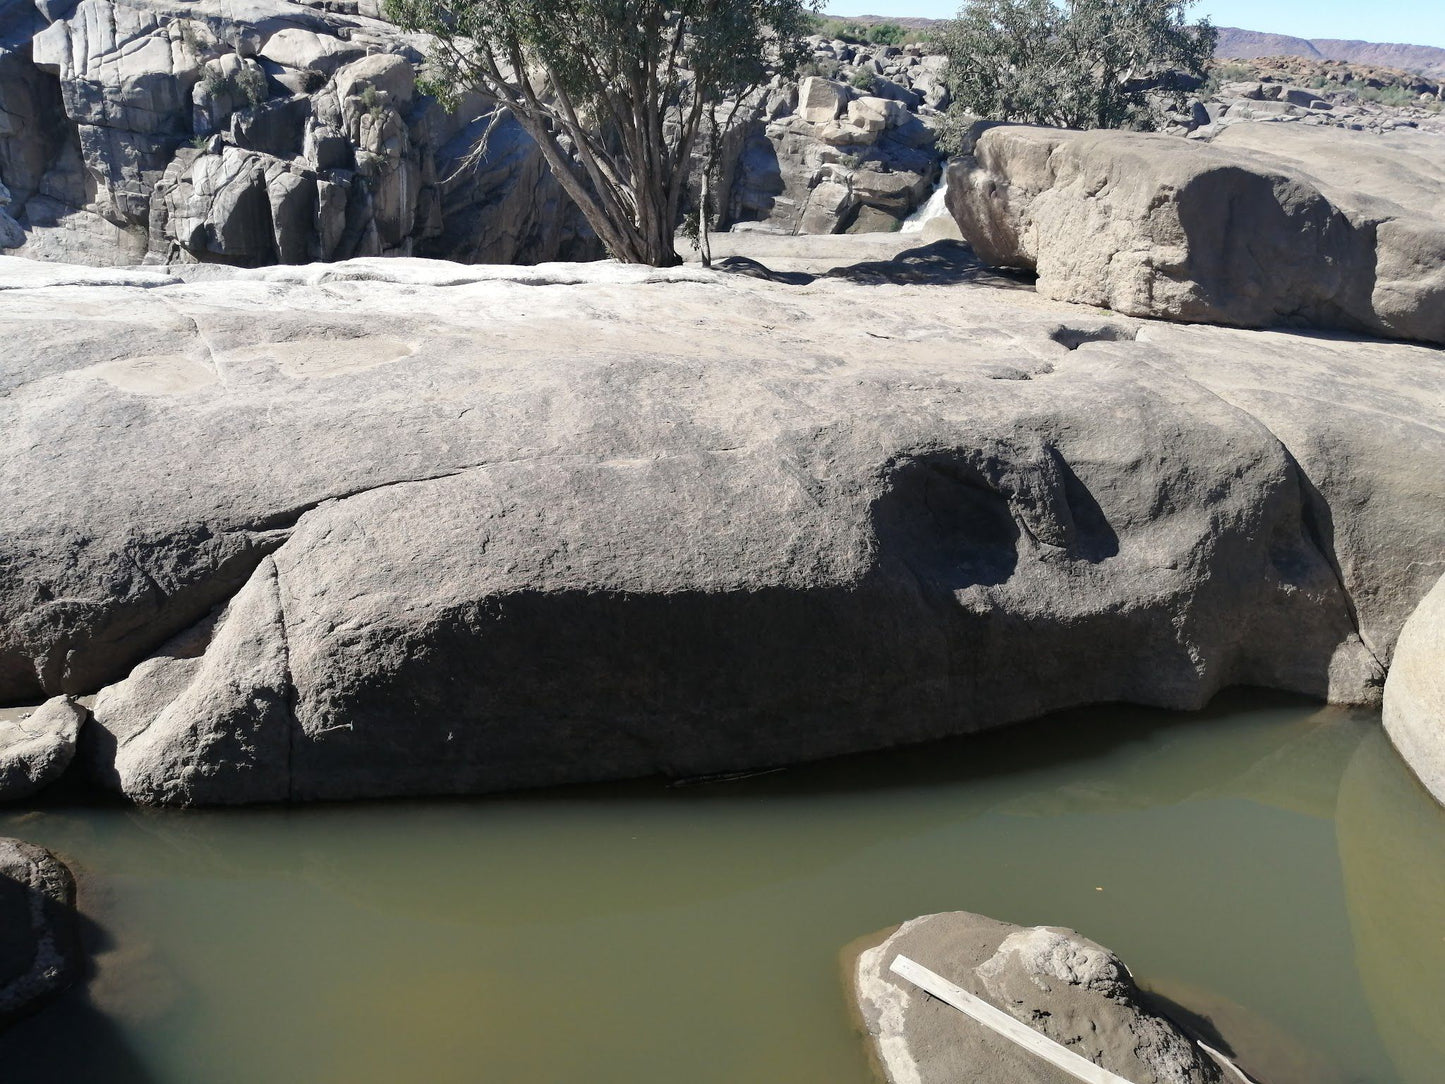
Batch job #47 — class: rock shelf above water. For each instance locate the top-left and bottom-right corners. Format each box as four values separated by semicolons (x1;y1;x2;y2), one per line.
0;248;1441;804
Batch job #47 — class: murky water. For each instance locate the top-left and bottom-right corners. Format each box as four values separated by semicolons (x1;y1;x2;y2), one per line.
2;692;1442;1084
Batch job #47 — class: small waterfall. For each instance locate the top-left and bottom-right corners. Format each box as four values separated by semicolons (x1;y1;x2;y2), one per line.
900;177;949;234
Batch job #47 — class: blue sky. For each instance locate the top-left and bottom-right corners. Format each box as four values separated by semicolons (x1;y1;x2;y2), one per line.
821;0;1445;49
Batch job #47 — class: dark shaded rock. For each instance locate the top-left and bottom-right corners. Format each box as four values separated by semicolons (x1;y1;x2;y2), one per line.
0;839;81;1025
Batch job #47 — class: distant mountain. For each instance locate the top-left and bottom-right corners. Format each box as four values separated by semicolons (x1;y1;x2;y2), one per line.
1216;27;1445;78
825;15;942;30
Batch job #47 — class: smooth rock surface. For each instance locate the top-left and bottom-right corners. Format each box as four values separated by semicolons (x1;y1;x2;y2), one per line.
0;247;1440;804
946;124;1445;345
1383;573;1445;805
0;697;84;801
853;911;1228;1083
0;838;81;1025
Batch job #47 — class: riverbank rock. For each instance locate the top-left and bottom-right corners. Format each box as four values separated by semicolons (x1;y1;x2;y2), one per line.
0;697;84;801
853;912;1230;1083
1383;574;1445;805
0;247;1441;804
946;123;1445;346
0;839;81;1025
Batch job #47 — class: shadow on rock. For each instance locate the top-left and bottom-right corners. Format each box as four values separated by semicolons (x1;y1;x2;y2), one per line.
825;240;1038;287
714;241;1039;288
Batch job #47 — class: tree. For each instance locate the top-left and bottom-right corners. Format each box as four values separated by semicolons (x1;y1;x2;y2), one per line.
386;0;821;266
940;0;1216;131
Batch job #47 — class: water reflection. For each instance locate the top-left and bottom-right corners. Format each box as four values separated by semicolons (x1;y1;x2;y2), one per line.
1337;728;1445;1084
0;693;1434;1084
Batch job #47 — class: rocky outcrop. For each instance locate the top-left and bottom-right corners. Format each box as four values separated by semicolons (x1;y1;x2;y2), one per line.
0;839;81;1026
0;697;84;801
0;0;597;266
1383;574;1445;806
725;40;948;235
946;123;1445;345
0;249;1439;804
853;911;1238;1083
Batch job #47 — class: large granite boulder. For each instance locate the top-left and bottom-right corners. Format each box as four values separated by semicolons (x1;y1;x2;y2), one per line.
0;697;84;801
852;912;1235;1083
1383;573;1445;805
0;0;598;266
0;251;1439;804
946;124;1445;346
0;839;81;1025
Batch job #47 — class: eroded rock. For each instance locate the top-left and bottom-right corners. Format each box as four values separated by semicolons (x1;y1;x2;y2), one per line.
0;697;84;801
1;251;1438;804
1383;573;1445;806
853;911;1230;1084
946;123;1445;345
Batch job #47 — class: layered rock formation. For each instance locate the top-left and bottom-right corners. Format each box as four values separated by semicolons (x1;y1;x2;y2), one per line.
853;911;1240;1084
0;249;1440;804
0;0;596;266
1383;574;1445;806
947;123;1445;345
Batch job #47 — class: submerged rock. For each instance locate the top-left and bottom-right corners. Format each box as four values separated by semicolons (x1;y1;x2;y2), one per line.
0;250;1440;804
0;697;84;801
852;911;1232;1083
946;124;1445;346
1383;573;1445;805
0;839;81;1025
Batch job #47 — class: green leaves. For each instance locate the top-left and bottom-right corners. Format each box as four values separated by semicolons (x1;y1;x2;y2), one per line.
941;0;1216;131
386;0;820;264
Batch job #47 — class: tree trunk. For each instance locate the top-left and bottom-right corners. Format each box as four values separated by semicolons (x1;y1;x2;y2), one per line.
699;168;711;269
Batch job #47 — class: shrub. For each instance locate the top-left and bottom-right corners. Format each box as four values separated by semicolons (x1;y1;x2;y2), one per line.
200;68;234;98
235;64;268;105
941;0;1217;130
816;18;866;43
865;22;907;45
850;68;876;91
360;83;384;117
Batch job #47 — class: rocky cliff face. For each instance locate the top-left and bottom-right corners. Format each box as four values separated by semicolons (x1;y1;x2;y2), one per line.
0;0;597;266
725;38;948;235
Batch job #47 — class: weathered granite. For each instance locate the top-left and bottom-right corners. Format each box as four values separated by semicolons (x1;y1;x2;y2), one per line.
1383;573;1445;805
1;0;598;266
0;249;1440;804
946;123;1445;345
0;697;84;801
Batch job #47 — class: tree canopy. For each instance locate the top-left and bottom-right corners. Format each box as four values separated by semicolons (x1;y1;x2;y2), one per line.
941;0;1217;131
386;0;821;265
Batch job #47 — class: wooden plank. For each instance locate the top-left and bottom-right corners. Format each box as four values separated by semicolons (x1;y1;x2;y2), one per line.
1197;1041;1256;1083
888;953;1138;1084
